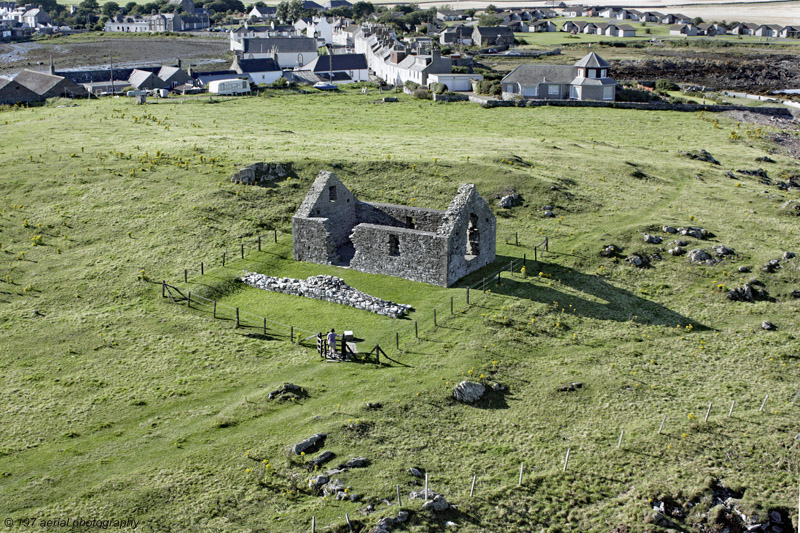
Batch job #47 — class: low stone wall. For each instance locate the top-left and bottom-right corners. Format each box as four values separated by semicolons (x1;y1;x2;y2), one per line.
433;93;469;102
476;97;793;117
241;273;412;318
230;162;294;186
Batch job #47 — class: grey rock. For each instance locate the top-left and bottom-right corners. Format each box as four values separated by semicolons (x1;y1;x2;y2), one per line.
322;478;344;497
497;191;524;209
383;96;398;102
396;510;409;523
306;450;336;471
268;383;303;400
791;290;800;299
407;467;425;478
308;475;329;490
679;226;711;239
680;149;720;165
543;210;554;218
341;457;370;469
491;382;505;391
230;162;292;186
687;249;715;264
643;233;663;244
727;283;769;303
784;251;796;260
600;244;621;257
626;254;649;268
762;321;777;331
668;246;685;256
662;225;677;234
292;433;326;455
738;266;752;273
713;245;735;257
409;489;440;501
543;205;553;211
453;381;485;403
763;259;781;273
422;495;451;512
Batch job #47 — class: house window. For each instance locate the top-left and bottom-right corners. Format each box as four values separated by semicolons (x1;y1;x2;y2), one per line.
603;86;614;100
297;53;303;66
466;214;479;258
569;85;578;99
588;68;596;78
405;216;415;229
329;185;337;201
388;234;400;256
548;84;559;96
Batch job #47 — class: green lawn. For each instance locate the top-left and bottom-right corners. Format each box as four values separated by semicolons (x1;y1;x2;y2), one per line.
1;88;799;531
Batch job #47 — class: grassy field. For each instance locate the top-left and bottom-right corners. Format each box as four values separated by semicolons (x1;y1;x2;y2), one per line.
1;87;800;531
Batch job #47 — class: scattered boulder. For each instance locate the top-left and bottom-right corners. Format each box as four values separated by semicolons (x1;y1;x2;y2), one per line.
453;381;485;403
382;97;398;103
784;251;796;260
543;205;553;211
308;474;329;491
712;245;735;257
543;210;555;218
268;383;303;400
626;253;650;268
736;168;768;178
422;495;451;512
367;510;409;533
497;191;524;209
292;433;326;455
755;156;775;163
558;382;583;392
668;246;685;256
365;402;383;410
600;244;622;257
679;226;712;239
322;478;345;498
727;283;770;302
491;382;506;392
791;290;800;299
781;200;800;215
662;225;678;234
643;233;663;244
762;321;778;331
340;457;370;469
230;162;293;186
738;266;752;273
306;451;336;471
725;170;737;179
680;149;720;165
687;249;715;265
670;239;689;247
407;467;425;478
763;259;781;273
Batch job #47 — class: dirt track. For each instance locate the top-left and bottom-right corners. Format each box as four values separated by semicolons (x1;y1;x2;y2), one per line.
0;37;230;77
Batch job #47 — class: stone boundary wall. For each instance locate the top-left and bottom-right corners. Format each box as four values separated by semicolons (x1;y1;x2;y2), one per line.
470;96;794;117
433;93;469;102
241;273;411;318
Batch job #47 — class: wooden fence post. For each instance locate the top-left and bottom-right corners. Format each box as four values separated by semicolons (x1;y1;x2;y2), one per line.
728;400;735;417
518;462;524;486
241;243;244;259
273;229;277;243
345;514;353;532
187;291;191;308
545;237;549;252
466;287;470;304
658;415;666;434
258;235;261;251
162;280;165;298
291;325;294;342
482;277;486;293
704;401;713;422
213;301;217;318
433;309;437;327
450;296;453;315
311;516;315;533
515;231;518;246
534;246;537;262
563;448;570;471
523;253;526;269
396;332;399;350
760;394;768;412
396;485;402;506
414;321;418;339
184;269;187;283
235;308;239;328
470;474;476;498
222;252;226;267
617;429;623;449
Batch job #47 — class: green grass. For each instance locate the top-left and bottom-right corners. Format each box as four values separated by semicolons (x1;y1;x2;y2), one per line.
1;88;800;531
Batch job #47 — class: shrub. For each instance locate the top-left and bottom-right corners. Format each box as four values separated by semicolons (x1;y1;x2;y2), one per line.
429;82;447;95
412;88;431;99
452;66;468;74
271;77;288;88
404;80;421;91
478;80;501;96
655;79;679;92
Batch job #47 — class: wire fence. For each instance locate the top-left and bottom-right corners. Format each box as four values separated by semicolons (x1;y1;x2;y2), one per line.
160;231;553;363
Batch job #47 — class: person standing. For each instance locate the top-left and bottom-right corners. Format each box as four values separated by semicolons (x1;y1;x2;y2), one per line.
327;328;337;357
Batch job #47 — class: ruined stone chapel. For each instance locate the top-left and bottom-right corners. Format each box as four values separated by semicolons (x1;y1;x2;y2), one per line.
292;171;496;287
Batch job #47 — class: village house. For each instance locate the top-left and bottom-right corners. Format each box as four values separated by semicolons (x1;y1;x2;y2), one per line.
247;5;276;21
754;24;783;37
14;68;88;98
231;56;282;84
128;68;167;90
293;53;368;84
236;36;319;68
500;51;615;102
779;25;800;38
529;20;556;33
332;23;358;47
472;26;514;46
0;76;42;104
293;171;496;287
158;64;193;88
670;23;698;36
438;24;473;46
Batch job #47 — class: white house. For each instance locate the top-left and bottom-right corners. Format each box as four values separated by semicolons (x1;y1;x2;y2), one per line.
231;56;283;84
305;16;334;44
239;36;318;68
427;72;482;92
294;52;368;84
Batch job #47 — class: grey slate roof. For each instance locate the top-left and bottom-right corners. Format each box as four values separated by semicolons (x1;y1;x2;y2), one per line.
501;64;575;85
474;26;514;37
243;37;318;54
574;52;609;68
301;53;367;72
13;69;87;97
128;68;164;88
234;58;280;73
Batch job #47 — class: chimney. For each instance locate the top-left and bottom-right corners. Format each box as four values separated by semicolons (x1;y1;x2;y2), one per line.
49;54;54;75
177;57;181;69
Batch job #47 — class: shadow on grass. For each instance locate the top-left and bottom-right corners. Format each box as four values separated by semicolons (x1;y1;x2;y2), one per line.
461;255;708;330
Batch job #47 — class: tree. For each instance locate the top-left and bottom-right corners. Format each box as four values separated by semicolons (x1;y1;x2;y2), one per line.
103;1;120;17
352;0;373;19
276;0;289;21
254;0;266;6
478;13;500;26
485;4;496;13
465;8;476;17
124;1;137;13
288;0;303;21
392;3;414;14
692;16;704;25
79;0;99;12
